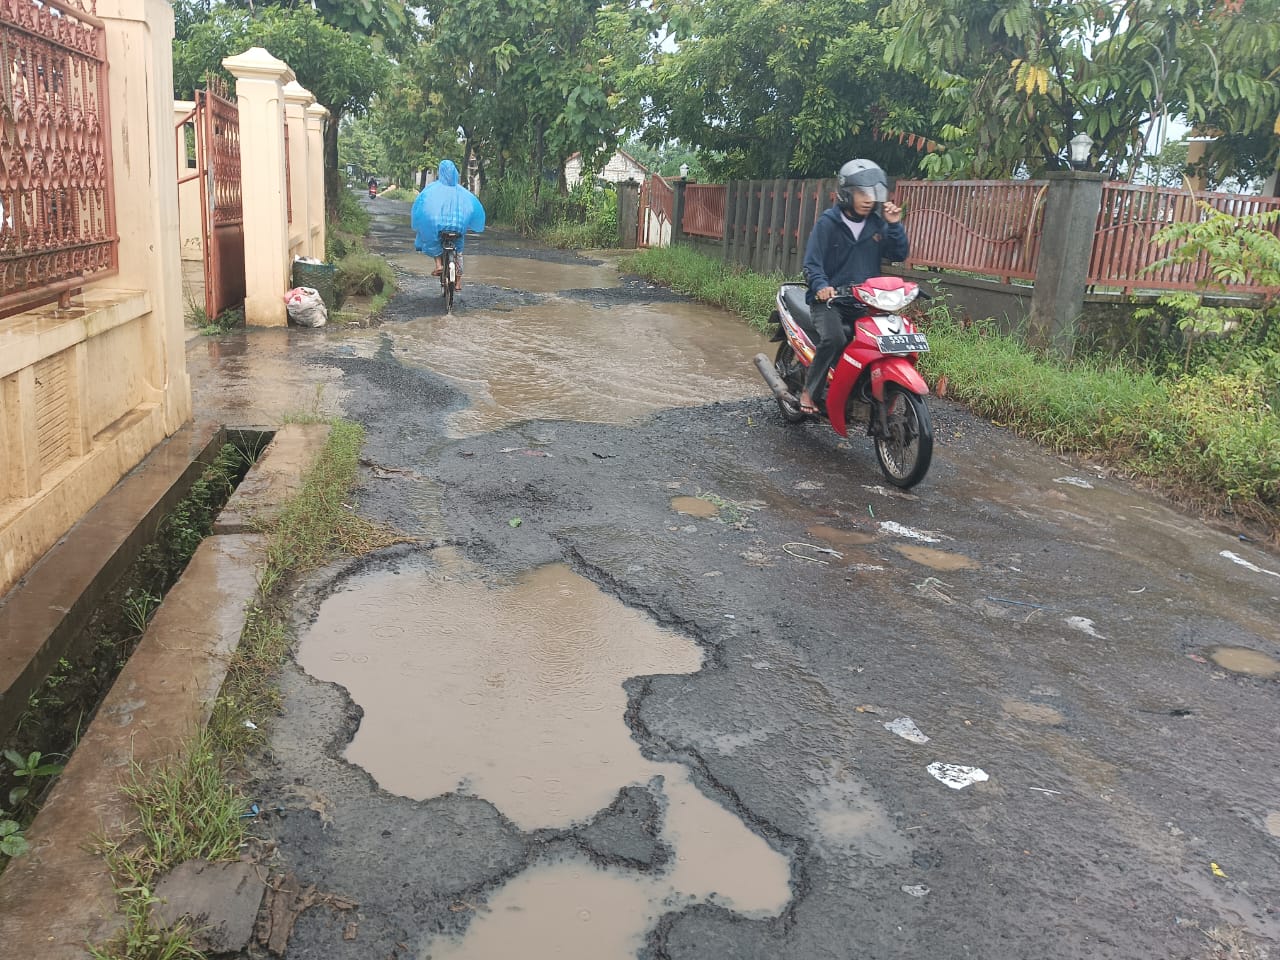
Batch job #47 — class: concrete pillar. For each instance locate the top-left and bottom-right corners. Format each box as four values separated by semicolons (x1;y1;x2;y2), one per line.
1028;171;1105;358
306;102;329;258
223;47;294;326
670;177;687;243
618;179;640;249
97;0;191;429
282;81;313;260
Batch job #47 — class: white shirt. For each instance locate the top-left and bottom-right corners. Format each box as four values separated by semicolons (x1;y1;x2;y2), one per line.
840;211;866;241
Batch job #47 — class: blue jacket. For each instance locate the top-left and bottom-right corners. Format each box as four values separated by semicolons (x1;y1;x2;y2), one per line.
802;205;908;303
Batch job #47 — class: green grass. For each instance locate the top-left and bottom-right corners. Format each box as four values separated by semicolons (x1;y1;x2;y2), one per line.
335;248;395;304
626;243;1280;533
622;244;789;333
377;186;417;202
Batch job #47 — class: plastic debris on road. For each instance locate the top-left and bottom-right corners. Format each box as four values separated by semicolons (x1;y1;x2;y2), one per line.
1065;616;1105;639
1053;477;1094;489
927;762;989;789
1210;862;1229;878
879;521;941;543
1219;550;1280;578
884;717;930;744
901;884;930;897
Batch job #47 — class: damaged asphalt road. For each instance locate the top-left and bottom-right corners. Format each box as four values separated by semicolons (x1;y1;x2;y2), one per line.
194;200;1280;960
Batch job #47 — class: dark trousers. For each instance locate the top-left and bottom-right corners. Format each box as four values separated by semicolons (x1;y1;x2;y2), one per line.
804;301;861;398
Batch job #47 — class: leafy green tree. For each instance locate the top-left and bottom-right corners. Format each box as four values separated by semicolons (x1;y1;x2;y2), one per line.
882;0;1280;181
386;0;657;194
644;0;936;180
174;5;388;206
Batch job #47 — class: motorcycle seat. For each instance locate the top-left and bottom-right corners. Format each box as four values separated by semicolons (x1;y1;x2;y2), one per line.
781;283;855;342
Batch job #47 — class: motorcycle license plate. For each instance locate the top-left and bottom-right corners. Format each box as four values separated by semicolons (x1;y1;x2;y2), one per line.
877;333;929;354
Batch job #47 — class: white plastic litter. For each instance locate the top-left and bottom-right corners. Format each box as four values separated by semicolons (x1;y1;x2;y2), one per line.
878;521;941;543
1065;616;1104;638
1054;476;1094;489
927;762;989;789
285;286;327;327
884;717;930;744
1219;550;1280;578
901;884;930;897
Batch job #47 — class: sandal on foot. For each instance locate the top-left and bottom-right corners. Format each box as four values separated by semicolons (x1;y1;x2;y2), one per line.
432;266;443;277
799;397;819;415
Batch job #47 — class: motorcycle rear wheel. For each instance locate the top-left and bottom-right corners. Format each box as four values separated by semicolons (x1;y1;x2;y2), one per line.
874;384;933;488
774;342;808;423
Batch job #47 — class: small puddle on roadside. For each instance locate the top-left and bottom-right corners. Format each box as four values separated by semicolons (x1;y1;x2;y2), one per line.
1207;646;1280;678
298;556;792;957
671;496;718;518
892;545;978;571
806;524;876;547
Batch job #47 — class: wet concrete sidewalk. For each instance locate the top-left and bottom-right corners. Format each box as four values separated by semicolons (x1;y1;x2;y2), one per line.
184;200;1280;960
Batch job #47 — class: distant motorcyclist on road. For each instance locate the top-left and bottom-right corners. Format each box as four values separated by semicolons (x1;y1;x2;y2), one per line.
411;159;486;290
799;159;908;415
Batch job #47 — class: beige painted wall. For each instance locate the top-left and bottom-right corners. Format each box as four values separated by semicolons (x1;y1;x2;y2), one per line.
0;0;191;598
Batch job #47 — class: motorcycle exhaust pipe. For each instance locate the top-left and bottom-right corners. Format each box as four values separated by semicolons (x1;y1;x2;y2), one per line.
753;353;799;405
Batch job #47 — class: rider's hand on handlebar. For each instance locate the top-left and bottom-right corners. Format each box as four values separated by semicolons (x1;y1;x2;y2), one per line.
816;286;837;302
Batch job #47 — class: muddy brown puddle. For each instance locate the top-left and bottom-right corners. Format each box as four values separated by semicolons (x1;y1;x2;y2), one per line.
297;554;791;957
389;299;766;437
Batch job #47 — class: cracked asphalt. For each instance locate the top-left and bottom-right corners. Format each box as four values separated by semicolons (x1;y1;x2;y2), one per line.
188;196;1280;960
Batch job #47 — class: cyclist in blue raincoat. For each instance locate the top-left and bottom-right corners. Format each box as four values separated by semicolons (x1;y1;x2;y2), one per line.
411;159;486;288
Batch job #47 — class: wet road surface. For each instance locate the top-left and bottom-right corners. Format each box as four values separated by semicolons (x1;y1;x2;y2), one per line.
189;198;1280;960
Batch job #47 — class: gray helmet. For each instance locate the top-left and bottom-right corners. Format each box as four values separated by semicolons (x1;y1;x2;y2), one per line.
837;159;888;207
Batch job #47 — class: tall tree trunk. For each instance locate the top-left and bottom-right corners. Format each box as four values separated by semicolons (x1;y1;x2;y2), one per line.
323;104;343;215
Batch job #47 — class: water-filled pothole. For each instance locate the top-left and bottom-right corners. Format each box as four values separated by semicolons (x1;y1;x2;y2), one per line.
297;554;793;955
1207;646;1280;678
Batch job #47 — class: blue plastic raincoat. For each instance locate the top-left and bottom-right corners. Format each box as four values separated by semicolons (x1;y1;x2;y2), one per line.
411;160;486;257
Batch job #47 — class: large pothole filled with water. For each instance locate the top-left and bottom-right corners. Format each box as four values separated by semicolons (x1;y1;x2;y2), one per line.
297;551;793;957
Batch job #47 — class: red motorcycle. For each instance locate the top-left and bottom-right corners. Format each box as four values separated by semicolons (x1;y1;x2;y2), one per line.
753;276;934;488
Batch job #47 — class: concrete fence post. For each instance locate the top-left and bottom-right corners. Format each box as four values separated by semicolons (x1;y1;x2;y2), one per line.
306;102;330;258
671;177;687;243
223;47;294;326
618;179;640;249
1028;171;1105;357
282;80;314;262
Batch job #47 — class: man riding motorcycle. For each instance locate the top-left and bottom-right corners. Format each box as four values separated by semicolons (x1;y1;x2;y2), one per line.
799;159;908;415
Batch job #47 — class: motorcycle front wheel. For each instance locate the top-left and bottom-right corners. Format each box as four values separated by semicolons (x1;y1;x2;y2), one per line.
874;384;933;488
774;342;809;423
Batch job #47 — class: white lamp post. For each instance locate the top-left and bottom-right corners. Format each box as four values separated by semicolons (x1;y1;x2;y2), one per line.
1069;132;1094;167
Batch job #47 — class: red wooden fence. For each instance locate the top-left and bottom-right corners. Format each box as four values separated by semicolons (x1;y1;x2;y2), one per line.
682;183;726;239
1089;183;1280;294
893;180;1047;283
668;177;1278;298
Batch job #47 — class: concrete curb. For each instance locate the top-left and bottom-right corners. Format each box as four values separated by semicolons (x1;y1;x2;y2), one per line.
0;423;332;959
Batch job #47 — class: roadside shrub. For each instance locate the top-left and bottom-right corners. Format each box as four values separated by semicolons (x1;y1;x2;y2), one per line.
483;176;620;247
335;249;395;301
377;186;418;202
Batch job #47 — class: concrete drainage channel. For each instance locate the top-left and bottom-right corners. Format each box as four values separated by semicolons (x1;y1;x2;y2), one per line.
0;421;333;959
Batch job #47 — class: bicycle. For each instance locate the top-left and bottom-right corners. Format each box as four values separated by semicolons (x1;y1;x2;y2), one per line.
439;230;461;312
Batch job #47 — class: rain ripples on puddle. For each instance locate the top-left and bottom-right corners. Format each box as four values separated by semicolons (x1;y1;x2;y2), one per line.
297;552;792;958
